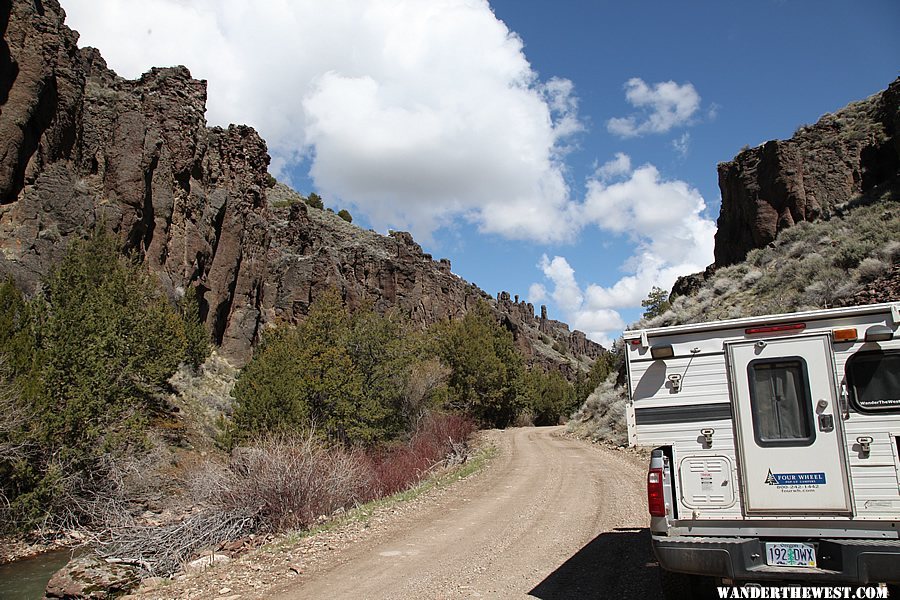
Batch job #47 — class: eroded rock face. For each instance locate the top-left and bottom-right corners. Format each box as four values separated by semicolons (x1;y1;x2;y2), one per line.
0;0;270;362
714;78;900;267
0;0;603;371
262;188;603;374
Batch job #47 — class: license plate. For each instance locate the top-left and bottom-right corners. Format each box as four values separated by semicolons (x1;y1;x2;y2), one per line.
765;542;817;567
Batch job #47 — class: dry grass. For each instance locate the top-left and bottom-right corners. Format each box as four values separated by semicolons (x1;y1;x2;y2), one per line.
641;201;900;329
566;374;628;445
94;413;475;577
196;431;373;531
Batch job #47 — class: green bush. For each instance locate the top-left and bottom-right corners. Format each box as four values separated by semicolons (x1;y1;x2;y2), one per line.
0;232;209;530
305;192;324;210
337;209;353;223
641;286;671;318
523;369;575;426
834;239;874;269
36;234;187;459
430;301;524;428
229;291;426;447
574;349;620;404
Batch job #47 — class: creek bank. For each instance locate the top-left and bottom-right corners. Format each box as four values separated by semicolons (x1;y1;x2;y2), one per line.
0;549;74;600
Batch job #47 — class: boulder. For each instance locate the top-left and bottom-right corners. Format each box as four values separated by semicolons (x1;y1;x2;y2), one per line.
44;555;139;599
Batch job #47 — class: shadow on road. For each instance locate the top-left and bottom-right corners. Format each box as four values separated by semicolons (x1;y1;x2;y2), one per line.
528;527;663;599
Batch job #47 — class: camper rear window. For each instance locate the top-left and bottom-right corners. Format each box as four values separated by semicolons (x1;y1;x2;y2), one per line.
747;358;815;447
846;351;900;413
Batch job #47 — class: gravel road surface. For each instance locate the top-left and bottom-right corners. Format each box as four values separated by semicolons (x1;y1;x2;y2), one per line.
266;426;662;599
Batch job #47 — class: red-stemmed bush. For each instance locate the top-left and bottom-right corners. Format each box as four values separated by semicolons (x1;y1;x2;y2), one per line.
366;413;475;497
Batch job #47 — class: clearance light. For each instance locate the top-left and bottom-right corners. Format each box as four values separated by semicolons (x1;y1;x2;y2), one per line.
744;323;806;335
647;468;666;517
832;328;858;342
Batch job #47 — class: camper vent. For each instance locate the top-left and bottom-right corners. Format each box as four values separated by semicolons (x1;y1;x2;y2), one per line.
690;461;723;473
679;456;735;510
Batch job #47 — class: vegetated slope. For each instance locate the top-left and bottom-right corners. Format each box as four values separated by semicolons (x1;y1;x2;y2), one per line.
647;201;900;328
0;0;602;374
569;78;900;445
714;78;899;267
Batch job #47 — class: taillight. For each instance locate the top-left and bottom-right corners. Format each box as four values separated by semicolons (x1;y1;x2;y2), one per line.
647;467;666;517
744;322;806;335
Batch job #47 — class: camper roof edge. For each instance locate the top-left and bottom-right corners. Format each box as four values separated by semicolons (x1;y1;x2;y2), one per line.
622;301;900;343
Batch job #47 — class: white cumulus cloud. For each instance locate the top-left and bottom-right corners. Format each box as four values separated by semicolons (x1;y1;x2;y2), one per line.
594;152;632;182
672;132;691;158
527;283;548;305
534;254;625;347
530;154;715;343
538;255;583;313
581;158;715;307
62;0;582;242
606;78;701;138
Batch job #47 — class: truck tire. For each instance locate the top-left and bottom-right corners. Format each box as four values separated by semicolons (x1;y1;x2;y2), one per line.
659;569;718;600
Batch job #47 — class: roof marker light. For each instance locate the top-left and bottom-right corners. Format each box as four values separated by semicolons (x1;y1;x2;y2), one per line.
744;323;806;335
832;328;858;342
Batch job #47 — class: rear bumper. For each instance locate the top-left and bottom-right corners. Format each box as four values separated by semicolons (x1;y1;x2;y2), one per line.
652;535;900;584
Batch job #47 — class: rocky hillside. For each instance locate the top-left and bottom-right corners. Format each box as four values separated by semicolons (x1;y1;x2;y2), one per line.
667;77;900;324
571;79;900;445
0;0;602;372
714;78;899;267
672;77;900;308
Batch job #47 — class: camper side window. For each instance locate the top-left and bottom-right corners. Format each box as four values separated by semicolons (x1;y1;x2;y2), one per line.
747;358;815;447
846;351;900;413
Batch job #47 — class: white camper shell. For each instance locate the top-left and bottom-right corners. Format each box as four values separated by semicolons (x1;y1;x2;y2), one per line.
625;302;900;587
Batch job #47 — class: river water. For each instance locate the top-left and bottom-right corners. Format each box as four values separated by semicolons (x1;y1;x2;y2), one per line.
0;550;74;600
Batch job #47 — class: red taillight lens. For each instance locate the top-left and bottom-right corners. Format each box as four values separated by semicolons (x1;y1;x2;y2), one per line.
647;467;666;517
744;322;806;335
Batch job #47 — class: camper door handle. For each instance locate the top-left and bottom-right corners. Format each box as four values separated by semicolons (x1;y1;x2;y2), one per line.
857;436;873;457
839;384;850;420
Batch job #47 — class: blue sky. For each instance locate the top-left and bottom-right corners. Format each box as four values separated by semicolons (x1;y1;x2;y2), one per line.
63;0;899;346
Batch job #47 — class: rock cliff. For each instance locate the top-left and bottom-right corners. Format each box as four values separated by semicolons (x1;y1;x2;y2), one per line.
714;78;899;267
0;0;602;371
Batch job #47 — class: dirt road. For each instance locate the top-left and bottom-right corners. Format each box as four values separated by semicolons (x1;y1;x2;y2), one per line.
265;427;662;599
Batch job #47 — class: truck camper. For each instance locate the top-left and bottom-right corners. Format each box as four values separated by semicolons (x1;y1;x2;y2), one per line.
625;302;900;594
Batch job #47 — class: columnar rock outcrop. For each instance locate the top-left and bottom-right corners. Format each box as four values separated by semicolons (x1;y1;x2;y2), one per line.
0;0;604;370
0;0;270;361
714;78;899;267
